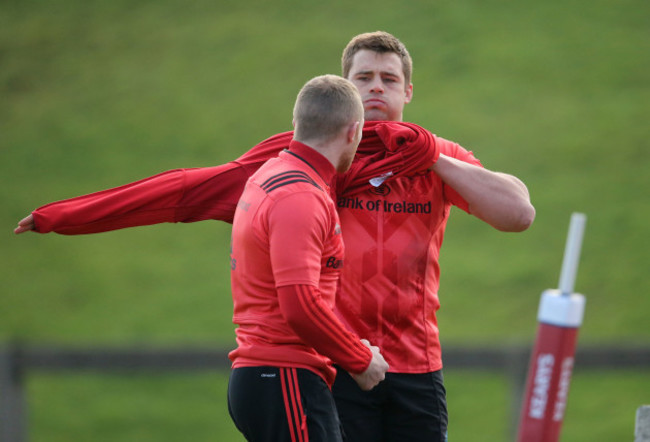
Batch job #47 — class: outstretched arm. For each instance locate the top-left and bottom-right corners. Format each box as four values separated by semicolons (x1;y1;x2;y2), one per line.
14;132;294;235
431;154;535;232
14;164;246;235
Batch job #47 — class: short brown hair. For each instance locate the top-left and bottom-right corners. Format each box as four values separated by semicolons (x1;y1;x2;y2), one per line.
341;31;413;88
293;75;363;143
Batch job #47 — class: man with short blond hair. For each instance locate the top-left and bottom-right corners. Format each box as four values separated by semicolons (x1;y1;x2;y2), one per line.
227;75;388;442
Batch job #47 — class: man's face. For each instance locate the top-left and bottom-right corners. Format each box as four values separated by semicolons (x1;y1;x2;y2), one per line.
347;50;413;122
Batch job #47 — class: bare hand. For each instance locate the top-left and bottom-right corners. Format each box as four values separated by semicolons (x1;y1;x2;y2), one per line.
351;339;389;391
14;214;35;234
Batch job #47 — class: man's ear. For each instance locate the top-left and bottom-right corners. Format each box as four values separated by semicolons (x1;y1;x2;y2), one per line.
404;83;413;104
347;121;361;143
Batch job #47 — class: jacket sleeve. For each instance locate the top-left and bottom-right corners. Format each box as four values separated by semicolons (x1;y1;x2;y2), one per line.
336;121;440;197
32;132;293;234
277;284;372;375
32;164;245;234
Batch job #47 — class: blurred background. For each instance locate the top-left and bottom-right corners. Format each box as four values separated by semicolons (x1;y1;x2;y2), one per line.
1;0;648;440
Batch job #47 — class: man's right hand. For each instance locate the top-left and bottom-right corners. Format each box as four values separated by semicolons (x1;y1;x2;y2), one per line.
351;339;389;391
14;214;35;234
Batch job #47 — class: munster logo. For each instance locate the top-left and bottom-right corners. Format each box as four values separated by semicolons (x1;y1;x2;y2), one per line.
368;184;391;196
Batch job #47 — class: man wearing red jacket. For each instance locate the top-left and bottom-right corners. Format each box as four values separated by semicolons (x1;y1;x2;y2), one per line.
227;74;388;442
16;32;535;442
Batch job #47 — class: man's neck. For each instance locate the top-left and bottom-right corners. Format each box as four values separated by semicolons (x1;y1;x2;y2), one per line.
295;138;344;171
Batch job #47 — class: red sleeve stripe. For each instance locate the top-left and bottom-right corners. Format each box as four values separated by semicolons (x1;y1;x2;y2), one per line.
294;285;370;366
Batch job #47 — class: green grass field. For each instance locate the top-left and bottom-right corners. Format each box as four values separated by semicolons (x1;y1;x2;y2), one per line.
2;0;649;440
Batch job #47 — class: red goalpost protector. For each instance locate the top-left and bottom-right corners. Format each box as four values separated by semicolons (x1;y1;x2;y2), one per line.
516;213;587;442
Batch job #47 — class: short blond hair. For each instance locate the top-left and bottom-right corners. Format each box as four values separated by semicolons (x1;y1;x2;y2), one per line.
293;74;363;143
341;31;413;89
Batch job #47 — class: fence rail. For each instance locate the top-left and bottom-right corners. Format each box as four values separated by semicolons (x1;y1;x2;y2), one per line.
2;344;649;441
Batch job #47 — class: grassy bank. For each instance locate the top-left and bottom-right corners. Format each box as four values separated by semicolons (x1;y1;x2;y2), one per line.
2;0;648;439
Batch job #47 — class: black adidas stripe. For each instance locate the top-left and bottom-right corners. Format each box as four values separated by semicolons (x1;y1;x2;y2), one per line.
262;170;322;193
